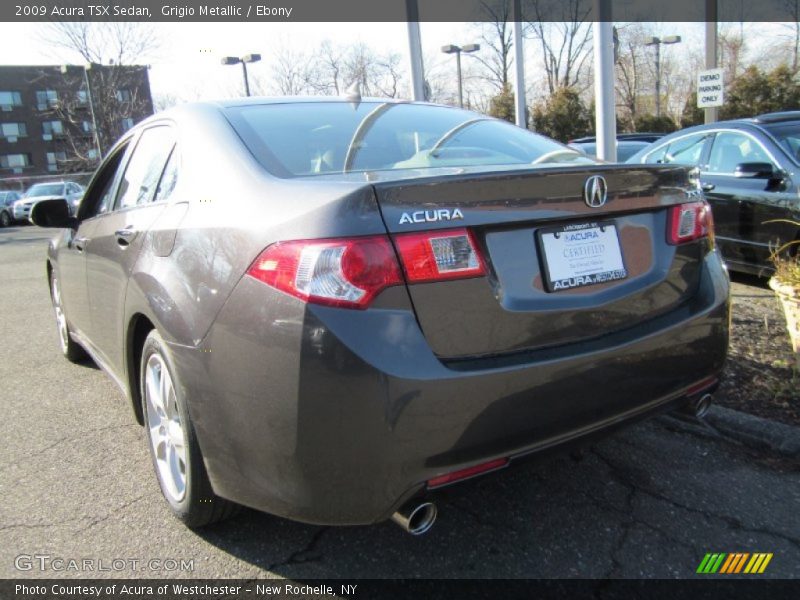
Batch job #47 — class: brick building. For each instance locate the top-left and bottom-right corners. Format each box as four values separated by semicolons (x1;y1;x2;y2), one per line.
0;64;153;179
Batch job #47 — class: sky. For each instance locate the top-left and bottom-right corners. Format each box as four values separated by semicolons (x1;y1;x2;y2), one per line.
0;21;468;101
0;20;788;110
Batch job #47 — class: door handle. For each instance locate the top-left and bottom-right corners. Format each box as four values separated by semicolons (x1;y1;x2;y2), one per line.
115;228;137;246
73;236;90;252
701;183;715;192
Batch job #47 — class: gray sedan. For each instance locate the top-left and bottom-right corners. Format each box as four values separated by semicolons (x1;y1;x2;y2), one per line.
32;98;729;534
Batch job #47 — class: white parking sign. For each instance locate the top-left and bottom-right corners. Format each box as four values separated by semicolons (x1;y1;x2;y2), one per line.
697;69;724;108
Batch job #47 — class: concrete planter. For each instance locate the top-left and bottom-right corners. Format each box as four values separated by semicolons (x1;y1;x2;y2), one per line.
769;276;800;365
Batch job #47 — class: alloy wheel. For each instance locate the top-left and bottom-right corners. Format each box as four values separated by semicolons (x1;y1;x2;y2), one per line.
144;353;187;502
51;277;70;354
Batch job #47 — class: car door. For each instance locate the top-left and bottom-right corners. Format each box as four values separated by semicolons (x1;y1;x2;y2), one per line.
700;130;794;270
84;124;177;375
57;143;132;340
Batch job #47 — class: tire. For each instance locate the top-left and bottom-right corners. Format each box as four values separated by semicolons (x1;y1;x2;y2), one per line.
140;330;239;527
0;210;10;227
50;271;87;362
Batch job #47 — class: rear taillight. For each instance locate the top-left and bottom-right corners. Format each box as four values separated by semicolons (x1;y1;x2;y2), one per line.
246;236;402;309
667;201;714;245
393;228;486;283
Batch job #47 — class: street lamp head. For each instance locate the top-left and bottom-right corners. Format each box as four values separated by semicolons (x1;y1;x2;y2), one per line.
441;44;459;54
662;35;682;44
220;56;241;66
242;54;262;64
461;44;481;53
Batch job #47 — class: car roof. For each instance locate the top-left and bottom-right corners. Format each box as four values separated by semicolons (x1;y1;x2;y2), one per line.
751;111;800;124
209;96;414;109
681;111;800;131
27;181;80;187
570;133;665;143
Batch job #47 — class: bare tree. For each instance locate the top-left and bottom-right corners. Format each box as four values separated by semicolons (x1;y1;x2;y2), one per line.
614;24;650;130
41;22;161;66
779;0;800;74
471;0;514;93
718;24;748;84
306;40;346;95
153;92;180;112
270;45;313;96
304;41;404;98
36;23;159;171
46;65;152;172
526;0;593;94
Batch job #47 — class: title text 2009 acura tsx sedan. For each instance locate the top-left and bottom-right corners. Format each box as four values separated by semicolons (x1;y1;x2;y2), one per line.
32;98;729;534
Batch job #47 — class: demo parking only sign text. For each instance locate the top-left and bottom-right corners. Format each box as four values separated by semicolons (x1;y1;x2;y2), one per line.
697;68;724;108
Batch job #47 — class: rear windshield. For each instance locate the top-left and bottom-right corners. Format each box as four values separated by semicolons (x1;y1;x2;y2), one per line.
25;183;64;197
763;122;800;164
225;102;590;177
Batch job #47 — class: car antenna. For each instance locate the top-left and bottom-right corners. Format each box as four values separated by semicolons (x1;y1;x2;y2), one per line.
344;82;361;109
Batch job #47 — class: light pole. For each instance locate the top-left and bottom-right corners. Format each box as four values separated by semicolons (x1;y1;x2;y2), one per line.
644;36;681;117
441;43;480;108
221;54;262;97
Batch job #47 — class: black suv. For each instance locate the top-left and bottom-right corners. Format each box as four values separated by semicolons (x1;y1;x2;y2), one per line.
627;112;800;275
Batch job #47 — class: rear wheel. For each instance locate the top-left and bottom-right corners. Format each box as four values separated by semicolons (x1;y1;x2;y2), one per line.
50;272;86;362
0;210;10;227
140;330;238;527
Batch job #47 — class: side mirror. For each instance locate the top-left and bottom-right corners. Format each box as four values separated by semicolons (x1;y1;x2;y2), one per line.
30;198;77;229
734;162;775;179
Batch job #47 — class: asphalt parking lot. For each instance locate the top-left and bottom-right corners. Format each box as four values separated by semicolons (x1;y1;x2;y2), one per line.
1;226;799;580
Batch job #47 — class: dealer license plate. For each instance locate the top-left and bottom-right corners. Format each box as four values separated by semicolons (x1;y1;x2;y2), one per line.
538;222;627;291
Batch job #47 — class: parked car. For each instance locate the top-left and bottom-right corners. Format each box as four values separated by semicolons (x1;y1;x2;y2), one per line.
0;190;22;227
627;111;800;275
570;132;667;144
568;139;652;162
13;181;84;222
32;98;729;533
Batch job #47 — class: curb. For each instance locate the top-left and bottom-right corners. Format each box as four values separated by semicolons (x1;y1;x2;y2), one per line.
703;405;800;457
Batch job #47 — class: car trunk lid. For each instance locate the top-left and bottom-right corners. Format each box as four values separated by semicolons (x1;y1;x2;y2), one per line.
372;164;707;359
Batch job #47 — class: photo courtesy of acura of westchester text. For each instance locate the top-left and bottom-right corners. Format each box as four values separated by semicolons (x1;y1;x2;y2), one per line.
0;0;799;590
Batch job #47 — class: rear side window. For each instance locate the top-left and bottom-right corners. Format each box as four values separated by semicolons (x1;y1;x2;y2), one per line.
226;102;590;177
646;133;709;166
115;126;176;209
764;122;800;163
153;148;179;203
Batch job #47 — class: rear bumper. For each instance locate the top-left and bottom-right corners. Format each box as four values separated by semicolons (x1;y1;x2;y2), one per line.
170;251;730;526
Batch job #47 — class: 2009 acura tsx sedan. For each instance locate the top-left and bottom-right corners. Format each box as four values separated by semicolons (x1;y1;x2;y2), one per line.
32;97;730;534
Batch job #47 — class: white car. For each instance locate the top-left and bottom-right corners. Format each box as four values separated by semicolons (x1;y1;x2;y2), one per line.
13;181;84;221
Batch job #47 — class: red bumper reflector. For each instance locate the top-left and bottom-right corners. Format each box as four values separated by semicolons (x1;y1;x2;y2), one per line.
427;457;509;489
685;376;719;396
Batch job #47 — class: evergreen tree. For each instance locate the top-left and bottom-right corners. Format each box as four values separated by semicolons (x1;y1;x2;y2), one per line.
531;87;591;142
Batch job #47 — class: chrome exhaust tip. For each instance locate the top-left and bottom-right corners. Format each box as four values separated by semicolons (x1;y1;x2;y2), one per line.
683;393;713;419
391;501;437;535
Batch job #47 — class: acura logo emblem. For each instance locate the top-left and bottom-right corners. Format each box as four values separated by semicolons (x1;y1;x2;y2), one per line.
584;175;608;208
